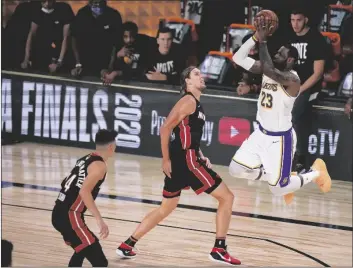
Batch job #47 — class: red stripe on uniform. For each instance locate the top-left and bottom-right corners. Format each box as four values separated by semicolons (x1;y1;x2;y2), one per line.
163;189;181;197
69;196;96;252
71;195;82;211
68;210;88;251
186;150;215;194
75;243;87;253
179;117;191;149
76;199;85;213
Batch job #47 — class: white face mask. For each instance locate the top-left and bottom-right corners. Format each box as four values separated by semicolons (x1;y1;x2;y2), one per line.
42;7;54;14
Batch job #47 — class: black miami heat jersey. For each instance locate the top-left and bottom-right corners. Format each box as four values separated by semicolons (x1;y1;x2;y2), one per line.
170;92;206;151
55;153;106;214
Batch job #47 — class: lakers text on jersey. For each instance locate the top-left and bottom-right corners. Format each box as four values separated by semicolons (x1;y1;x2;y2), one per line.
256;71;299;133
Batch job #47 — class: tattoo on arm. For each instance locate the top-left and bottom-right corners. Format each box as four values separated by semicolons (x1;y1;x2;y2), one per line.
267;68;300;86
259;42;274;69
259;42;300;86
249;61;262;74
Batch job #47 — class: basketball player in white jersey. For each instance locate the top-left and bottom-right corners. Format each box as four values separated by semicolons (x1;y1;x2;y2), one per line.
229;16;331;204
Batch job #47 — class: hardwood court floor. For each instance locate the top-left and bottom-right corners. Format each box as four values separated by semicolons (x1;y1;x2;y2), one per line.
1;143;352;267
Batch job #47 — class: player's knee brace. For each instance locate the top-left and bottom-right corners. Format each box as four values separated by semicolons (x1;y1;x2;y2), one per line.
228;161;262;180
268;185;282;196
263;173;284;196
229;161;243;178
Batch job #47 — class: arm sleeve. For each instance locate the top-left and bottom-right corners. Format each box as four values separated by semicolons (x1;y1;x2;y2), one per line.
232;37;256;71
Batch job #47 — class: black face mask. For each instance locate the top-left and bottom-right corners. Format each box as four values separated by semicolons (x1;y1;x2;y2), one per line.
90;1;106;16
41;7;54;14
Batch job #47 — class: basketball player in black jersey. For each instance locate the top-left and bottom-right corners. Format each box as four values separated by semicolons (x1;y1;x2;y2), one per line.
116;66;241;265
52;129;117;267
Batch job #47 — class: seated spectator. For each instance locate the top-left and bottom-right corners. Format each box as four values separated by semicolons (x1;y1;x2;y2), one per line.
143;27;186;85
159;18;199;66
20;0;74;74
236;72;261;96
70;0;123;78
106;21;153;83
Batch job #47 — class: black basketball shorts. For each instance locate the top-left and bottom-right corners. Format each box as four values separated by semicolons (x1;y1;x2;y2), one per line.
163;149;222;198
52;205;98;253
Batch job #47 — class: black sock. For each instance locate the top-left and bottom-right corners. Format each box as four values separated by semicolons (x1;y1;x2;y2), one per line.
214;238;226;249
125;236;138;247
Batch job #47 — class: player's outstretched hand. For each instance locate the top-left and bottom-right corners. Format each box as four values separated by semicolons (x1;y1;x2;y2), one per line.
97;218;109;239
162;158;172;178
201;156;212;169
254;15;273;42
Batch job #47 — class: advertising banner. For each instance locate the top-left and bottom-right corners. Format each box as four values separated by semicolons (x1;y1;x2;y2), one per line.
2;72;352;181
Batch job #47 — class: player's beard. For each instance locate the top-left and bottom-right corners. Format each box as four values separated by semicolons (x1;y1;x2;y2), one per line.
274;61;286;71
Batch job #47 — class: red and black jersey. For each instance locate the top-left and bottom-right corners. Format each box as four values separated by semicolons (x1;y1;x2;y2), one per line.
170;92;206;151
55;153;106;214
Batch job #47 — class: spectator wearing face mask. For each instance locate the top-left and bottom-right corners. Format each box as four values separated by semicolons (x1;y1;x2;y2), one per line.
144;27;186;85
70;0;123;79
20;0;74;74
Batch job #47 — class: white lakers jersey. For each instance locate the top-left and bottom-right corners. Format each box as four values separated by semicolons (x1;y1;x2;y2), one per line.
256;71;299;132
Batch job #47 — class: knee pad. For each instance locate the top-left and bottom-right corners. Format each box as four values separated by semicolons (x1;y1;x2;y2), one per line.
268;185;282;196
229;161;244;178
229;161;261;180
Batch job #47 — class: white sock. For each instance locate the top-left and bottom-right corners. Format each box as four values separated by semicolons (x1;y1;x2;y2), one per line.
301;169;320;184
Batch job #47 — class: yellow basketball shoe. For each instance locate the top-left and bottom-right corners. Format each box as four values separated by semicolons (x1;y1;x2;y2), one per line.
311;158;332;193
283;172;297;205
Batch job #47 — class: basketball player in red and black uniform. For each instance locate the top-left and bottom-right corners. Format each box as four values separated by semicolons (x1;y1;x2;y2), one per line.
52;129;117;267
116;66;241;266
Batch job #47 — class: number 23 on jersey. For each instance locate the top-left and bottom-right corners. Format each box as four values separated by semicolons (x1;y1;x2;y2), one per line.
260;91;273;109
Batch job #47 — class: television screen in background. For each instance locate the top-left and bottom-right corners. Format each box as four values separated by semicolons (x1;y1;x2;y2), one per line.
227;28;255;52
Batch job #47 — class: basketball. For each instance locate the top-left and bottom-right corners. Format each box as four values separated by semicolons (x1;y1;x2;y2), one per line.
254;9;279;35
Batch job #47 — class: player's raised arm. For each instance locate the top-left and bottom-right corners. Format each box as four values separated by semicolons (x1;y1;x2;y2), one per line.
232;34;262;74
256;17;300;96
160;95;196;177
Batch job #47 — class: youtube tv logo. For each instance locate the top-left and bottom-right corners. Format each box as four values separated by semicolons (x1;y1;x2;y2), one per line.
218;117;250;146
